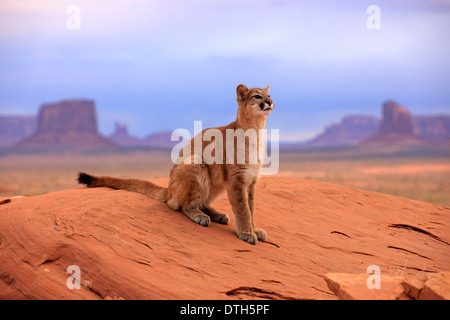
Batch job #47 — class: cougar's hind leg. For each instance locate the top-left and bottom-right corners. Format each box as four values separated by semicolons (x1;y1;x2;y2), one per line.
169;162;211;227
179;180;210;226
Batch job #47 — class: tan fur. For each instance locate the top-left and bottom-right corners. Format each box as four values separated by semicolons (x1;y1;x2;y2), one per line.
78;84;274;244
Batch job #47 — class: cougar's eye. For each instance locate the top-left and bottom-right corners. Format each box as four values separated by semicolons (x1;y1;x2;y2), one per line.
253;95;262;99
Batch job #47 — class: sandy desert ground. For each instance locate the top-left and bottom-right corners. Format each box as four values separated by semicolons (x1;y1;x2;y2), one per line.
0;148;449;207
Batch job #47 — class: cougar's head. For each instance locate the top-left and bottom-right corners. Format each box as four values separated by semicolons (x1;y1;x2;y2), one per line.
236;84;274;116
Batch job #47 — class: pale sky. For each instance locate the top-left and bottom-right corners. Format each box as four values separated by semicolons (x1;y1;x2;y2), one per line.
1;0;449;141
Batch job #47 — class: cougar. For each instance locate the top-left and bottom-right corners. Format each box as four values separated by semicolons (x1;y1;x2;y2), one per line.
78;84;274;244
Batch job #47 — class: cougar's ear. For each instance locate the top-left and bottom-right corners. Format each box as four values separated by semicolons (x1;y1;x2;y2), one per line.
236;84;249;102
264;85;270;93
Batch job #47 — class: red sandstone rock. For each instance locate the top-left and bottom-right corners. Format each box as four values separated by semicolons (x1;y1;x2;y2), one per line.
325;271;450;300
402;274;427;299
325;273;406;300
419;272;450;300
0;177;449;299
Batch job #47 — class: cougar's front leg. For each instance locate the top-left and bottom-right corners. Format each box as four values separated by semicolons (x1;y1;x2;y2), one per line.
248;181;267;241
227;180;257;244
203;207;230;225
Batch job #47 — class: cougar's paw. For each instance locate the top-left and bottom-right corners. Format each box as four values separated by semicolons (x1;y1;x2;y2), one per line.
204;208;230;225
255;228;267;241
238;232;258;245
213;213;230;225
193;214;211;227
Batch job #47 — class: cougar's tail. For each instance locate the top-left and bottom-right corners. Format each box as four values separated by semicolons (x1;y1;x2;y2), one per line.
78;172;169;202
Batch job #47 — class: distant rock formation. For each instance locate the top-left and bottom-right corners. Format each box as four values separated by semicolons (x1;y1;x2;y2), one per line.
413;116;450;141
380;100;414;135
363;100;422;144
299;100;450;148
19;99;113;147
142;131;181;149
306;115;379;146
107;123;181;149
0;116;37;147
108;122;143;146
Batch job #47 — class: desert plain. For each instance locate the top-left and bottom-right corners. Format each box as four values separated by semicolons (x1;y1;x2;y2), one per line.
1;147;449;207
